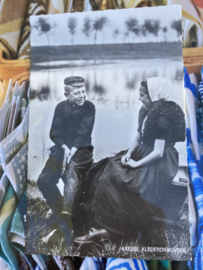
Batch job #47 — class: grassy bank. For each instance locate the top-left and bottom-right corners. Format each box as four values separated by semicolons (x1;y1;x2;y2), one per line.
26;179;190;260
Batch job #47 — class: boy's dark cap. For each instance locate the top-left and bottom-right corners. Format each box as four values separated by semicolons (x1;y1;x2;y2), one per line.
64;76;85;87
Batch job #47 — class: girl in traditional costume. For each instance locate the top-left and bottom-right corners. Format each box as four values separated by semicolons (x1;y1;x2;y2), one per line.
75;77;185;246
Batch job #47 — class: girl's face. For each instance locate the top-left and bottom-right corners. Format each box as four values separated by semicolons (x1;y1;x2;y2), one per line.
138;85;152;109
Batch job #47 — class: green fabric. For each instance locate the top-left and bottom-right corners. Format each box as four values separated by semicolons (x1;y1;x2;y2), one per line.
10;208;24;238
148;260;172;270
0;184;19;270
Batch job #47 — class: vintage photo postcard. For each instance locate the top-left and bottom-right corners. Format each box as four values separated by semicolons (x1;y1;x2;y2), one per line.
27;6;191;260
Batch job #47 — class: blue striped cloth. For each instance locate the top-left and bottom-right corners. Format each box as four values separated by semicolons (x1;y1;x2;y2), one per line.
106;258;149;270
184;67;203;270
199;70;203;105
80;257;149;270
197;68;203;175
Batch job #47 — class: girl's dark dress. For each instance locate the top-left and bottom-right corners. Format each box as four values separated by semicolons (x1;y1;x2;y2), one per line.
86;100;185;237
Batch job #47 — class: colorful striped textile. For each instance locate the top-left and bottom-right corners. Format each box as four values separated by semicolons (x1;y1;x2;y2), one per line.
184;68;202;175
0;144;27;269
0;80;63;269
17;0;47;59
80;257;149;270
0;0;29;59
186;138;203;270
189;73;199;109
100;0;166;10
199;82;203;106
196;68;203;178
0;184;19;269
0;110;29;171
106;258;149;270
184;68;203;269
0;173;9;208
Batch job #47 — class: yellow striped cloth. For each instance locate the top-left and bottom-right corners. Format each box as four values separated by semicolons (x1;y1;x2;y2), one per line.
17;0;47;59
101;0;167;10
0;0;28;59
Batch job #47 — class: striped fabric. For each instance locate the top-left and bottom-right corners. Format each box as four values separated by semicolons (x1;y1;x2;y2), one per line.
106;258;149;270
0;145;27;269
0;109;29;171
17;0;47;59
0;173;9;208
0;184;19;269
0;0;28;59
196;68;203;178
199;72;203;105
10;192;26;247
80;257;104;270
186;139;203;270
0;81;51;269
189;73;199;109
100;0;167;10
184;68;203;269
80;257;149;270
184;68;202;175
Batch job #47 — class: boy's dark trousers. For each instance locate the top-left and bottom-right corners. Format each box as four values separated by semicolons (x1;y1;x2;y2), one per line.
37;146;93;218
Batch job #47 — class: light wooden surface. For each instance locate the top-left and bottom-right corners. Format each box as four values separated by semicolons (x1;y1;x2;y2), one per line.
183;47;203;79
0;48;30;82
0;48;30;106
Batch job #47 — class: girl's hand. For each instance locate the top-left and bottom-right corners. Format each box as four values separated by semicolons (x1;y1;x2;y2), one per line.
121;153;131;166
127;159;138;168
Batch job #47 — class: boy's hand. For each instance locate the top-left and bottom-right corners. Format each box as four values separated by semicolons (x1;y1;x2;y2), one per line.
62;145;70;174
67;147;78;164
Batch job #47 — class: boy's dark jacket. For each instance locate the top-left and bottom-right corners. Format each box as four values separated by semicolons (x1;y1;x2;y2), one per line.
49;99;95;158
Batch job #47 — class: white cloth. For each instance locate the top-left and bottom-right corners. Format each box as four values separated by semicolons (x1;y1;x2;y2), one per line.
147;77;172;102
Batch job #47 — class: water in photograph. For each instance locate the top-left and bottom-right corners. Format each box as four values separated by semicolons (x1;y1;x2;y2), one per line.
29;58;185;181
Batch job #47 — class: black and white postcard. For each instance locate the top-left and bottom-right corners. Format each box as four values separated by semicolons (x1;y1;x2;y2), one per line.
27;6;191;260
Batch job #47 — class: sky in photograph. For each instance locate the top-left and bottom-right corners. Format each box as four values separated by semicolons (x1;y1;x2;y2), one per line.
30;5;182;46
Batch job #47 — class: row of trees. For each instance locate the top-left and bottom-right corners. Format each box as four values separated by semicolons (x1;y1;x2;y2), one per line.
34;16;182;45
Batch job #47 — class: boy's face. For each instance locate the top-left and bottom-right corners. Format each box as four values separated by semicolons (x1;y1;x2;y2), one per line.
65;85;86;106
